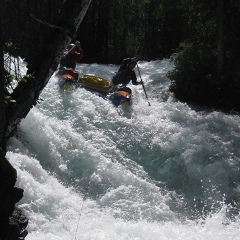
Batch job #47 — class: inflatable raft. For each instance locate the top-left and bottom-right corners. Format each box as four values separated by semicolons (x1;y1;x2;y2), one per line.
78;74;110;93
58;69;132;106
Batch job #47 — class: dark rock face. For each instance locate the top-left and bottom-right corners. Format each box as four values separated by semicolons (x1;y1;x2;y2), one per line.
0;155;28;240
8;207;28;240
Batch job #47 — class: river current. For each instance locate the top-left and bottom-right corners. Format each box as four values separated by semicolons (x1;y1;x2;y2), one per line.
6;60;240;239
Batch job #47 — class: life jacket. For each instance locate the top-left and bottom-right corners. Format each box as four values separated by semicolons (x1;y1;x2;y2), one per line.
112;70;130;86
115;91;131;99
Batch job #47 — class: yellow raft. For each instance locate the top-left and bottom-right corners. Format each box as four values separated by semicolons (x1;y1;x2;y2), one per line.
78;74;110;93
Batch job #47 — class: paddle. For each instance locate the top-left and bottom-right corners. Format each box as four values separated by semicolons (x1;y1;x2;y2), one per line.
136;64;151;106
65;41;80;56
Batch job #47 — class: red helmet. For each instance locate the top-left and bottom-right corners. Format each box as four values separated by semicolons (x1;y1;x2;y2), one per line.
67;44;75;50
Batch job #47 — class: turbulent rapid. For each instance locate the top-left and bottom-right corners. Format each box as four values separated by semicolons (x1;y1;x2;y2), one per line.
6;60;240;239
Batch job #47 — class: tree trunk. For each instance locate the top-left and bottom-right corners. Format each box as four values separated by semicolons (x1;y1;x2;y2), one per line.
1;0;92;148
217;0;224;78
0;0;6;148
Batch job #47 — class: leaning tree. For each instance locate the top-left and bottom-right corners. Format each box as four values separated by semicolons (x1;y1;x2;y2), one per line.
0;0;92;150
0;1;92;239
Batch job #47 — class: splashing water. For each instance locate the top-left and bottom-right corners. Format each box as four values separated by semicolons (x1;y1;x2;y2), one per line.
6;60;240;239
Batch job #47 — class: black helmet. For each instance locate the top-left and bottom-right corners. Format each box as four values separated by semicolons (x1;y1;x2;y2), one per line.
127;60;137;69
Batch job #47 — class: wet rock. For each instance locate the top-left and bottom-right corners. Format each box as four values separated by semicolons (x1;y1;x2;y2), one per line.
0;154;28;240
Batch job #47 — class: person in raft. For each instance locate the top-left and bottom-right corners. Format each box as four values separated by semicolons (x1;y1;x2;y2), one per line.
110;58;142;92
59;41;84;80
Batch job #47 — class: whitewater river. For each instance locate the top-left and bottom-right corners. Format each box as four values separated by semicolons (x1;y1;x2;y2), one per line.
6;60;240;239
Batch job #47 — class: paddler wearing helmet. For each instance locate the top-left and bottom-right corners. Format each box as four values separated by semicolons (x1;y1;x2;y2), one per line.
110;58;142;92
60;41;84;70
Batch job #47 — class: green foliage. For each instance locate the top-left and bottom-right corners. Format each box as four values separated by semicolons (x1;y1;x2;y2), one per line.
167;0;240;110
79;0;186;62
168;42;218;104
168;42;217;82
3;0;240;110
5;74;34;92
5;74;35;105
168;40;240;110
180;0;217;45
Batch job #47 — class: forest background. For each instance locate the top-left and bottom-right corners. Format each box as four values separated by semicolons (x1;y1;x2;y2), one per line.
6;0;240;110
1;0;240;147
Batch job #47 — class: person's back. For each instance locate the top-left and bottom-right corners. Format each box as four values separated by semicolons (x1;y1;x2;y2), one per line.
110;59;142;91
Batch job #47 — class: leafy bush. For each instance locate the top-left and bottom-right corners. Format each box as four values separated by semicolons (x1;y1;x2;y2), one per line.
168;42;220;106
168;41;240;111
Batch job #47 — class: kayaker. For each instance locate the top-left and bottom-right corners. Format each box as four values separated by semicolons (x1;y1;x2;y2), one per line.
59;41;84;80
110;59;142;92
60;41;84;70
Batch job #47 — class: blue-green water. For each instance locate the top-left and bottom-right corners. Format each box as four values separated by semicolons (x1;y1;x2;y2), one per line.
6;60;240;239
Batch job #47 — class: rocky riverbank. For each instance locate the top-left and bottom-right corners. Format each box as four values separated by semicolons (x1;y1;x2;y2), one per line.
0;154;28;240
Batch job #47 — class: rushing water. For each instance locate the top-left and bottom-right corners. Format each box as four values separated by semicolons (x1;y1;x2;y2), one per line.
6;60;240;239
